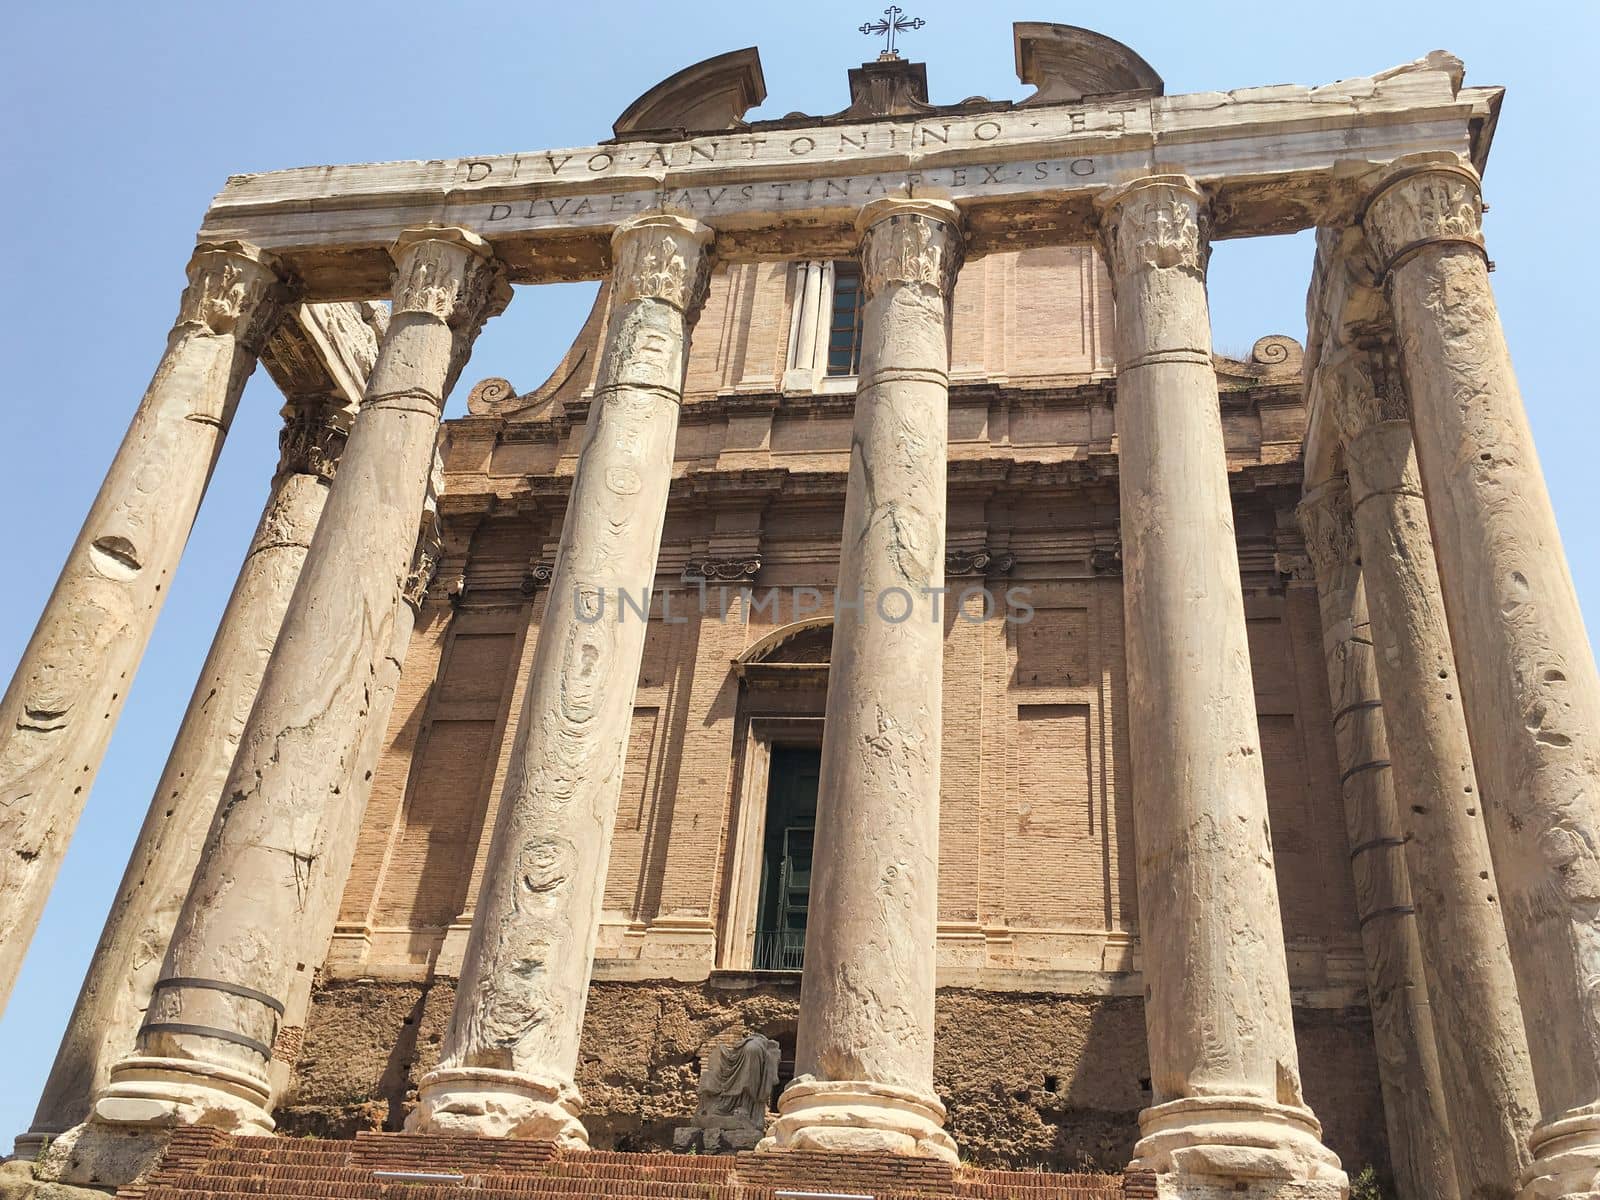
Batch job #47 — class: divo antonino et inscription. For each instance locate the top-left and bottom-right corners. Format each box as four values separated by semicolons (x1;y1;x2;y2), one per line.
201;58;1492;296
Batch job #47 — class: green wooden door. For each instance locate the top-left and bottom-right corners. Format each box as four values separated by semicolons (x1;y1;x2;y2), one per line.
755;747;819;970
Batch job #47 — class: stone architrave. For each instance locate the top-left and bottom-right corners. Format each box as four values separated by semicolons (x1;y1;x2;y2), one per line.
1328;347;1539;1199
15;369;369;1154
766;197;963;1164
408;213;714;1145
1097;174;1345;1197
1363;158;1600;1200
52;229;506;1180
1297;479;1459;1200
0;242;290;1014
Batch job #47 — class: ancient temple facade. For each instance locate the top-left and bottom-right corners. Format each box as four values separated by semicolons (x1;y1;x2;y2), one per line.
2;23;1597;1200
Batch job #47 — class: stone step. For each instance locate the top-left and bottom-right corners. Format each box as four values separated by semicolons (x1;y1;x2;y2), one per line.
188;1160;734;1183
147;1179;741;1200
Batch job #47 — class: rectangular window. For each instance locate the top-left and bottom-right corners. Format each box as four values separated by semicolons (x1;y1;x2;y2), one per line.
825;261;863;377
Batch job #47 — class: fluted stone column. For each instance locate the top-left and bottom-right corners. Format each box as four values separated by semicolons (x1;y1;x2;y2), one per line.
1330;348;1539;1200
16;381;366;1155
409;213;713;1144
1297;480;1458;1200
45;229;506;1185
0;242;290;1014
1097;175;1345;1197
767;197;962;1163
1364;158;1600;1200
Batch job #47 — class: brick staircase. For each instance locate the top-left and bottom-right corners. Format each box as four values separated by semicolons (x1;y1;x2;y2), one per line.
118;1129;1134;1200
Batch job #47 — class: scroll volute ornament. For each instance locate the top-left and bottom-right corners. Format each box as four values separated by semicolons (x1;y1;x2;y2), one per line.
178;240;292;352
1097;175;1209;278
1362;159;1484;275
857;199;964;300
610;214;715;319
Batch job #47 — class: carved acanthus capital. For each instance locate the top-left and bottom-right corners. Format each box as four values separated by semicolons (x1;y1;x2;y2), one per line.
1362;160;1484;276
1295;479;1358;578
856;199;964;300
1322;348;1409;448
390;227;511;330
178;241;293;352
945;548;1015;577
1096;175;1209;279
610;214;715;319
683;556;762;584
277;397;357;482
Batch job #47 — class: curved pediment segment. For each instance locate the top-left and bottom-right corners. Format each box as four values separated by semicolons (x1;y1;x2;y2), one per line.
1014;23;1164;105
737;617;834;667
612;47;768;139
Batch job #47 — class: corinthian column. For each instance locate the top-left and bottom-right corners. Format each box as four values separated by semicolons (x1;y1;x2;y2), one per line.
767;197;962;1164
14;309;378;1153
1328;345;1539;1199
45;230;506;1185
409;213;713;1145
1297;480;1458;1200
0;242;290;1013
1363;158;1600;1200
1097;175;1345;1197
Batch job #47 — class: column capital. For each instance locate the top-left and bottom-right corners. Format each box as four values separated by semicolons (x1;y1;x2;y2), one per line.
1322;347;1409;450
609;213;715;316
1095;174;1209;278
855;197;963;300
389;226;511;328
276;395;358;482
1295;478;1358;581
1361;156;1485;277
177;240;294;353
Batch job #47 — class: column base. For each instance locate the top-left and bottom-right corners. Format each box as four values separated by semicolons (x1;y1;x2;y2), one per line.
762;1077;958;1163
92;1054;274;1134
406;1066;588;1147
1520;1107;1600;1199
9;1131;53;1162
1130;1096;1347;1191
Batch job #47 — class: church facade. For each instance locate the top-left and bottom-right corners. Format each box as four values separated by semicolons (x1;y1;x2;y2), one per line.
2;22;1596;1200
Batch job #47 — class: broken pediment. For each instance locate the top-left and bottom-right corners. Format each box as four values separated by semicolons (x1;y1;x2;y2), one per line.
612;47;767;139
1014;23;1164;105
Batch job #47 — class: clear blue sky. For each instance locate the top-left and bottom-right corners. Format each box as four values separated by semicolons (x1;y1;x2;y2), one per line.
1;0;1594;1145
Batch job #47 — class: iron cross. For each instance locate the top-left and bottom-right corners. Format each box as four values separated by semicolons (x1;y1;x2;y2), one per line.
859;6;925;58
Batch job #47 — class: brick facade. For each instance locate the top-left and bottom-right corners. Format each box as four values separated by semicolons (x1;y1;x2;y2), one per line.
295;248;1388;1181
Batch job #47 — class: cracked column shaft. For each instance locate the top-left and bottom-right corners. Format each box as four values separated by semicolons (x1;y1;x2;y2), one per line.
768;197;962;1164
409;213;713;1145
0;242;291;1015
1364;157;1600;1200
1098;174;1344;1194
1334;350;1539;1200
1297;479;1459;1200
77;228;506;1158
17;366;373;1154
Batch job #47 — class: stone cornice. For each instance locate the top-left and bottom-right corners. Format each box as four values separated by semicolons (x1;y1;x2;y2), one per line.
200;57;1498;298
